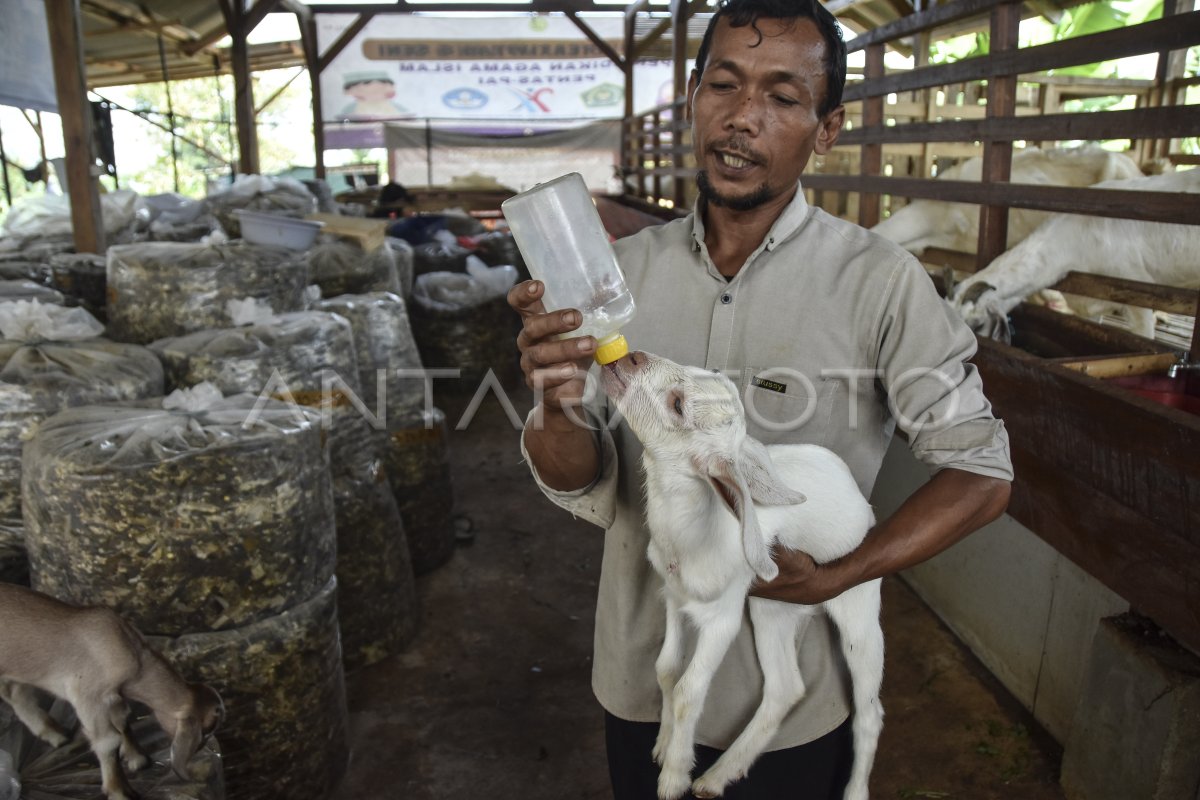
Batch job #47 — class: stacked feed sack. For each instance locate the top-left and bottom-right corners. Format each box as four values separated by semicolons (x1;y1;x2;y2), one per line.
106;242;309;344
306;235;402;299
381;408;456;575
150;305;419;670
21;387;348;800
0;280;63;305
0;261;44;282
314;293;456;574
0;301;162;586
0;696;225;800
203;175;318;240
45;252;107;322
409;264;520;395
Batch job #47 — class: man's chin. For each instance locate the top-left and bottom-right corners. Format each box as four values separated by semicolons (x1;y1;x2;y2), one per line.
696;170;772;212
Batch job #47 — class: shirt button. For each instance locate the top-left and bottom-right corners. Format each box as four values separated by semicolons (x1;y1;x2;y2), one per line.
721;292;732;304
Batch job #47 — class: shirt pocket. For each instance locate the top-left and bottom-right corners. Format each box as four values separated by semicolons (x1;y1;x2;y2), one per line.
739;366;839;447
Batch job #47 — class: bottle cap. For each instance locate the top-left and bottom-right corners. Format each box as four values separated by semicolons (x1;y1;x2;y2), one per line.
594;334;629;365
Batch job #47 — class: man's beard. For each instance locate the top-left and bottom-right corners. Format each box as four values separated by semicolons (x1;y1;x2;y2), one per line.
696;170;773;212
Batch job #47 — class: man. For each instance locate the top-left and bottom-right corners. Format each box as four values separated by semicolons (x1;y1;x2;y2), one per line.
508;0;1013;797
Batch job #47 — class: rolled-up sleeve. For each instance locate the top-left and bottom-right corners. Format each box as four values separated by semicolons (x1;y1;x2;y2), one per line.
874;255;1014;481
519;404;621;529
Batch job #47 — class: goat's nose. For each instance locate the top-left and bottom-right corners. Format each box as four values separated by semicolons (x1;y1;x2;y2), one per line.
626;351;647;372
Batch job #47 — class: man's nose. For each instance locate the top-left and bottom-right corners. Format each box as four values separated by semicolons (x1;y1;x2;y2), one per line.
725;91;762;133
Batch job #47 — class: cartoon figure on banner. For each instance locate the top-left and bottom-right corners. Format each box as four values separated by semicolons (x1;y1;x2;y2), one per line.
339;70;410;119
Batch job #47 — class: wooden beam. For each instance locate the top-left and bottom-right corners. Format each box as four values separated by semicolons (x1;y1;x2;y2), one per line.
244;0;281;36
835;106;1200;145
843;12;1200;99
1052;272;1200;316
799;174;1200;226
634;16;672;61
44;0;105;253
566;10;623;68
318;14;374;73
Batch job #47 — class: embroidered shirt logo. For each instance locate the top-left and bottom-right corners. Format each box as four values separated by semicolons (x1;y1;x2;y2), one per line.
751;376;787;394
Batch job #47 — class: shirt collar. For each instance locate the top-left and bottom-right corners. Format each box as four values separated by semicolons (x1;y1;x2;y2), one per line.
689;181;811;254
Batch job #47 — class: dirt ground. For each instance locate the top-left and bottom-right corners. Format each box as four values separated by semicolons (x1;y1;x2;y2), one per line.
330;392;1067;800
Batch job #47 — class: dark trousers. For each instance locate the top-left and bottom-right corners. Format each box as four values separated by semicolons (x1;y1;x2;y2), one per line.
605;712;853;800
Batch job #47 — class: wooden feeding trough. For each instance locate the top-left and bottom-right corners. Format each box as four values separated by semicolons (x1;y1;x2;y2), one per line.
972;291;1200;656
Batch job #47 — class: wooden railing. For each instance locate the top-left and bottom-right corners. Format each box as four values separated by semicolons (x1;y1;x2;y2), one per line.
811;0;1200;270
620;97;691;211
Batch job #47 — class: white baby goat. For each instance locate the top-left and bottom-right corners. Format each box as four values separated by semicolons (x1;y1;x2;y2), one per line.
0;583;224;800
600;351;884;800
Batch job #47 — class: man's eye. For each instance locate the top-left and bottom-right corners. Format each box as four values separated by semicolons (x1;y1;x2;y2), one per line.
673;397;683;415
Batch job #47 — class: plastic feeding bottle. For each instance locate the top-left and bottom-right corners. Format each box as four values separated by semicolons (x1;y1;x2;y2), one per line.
502;172;635;365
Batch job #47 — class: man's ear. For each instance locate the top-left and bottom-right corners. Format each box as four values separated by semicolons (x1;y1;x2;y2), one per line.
685;70;699;123
814;105;845;155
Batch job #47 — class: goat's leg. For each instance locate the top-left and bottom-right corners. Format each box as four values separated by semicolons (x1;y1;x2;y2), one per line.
0;679;71;747
692;601;812;798
108;699;149;773
73;692;138;800
657;593;744;800
824;580;885;800
653;592;686;766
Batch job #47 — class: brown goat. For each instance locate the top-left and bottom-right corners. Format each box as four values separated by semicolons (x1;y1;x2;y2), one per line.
0;584;223;800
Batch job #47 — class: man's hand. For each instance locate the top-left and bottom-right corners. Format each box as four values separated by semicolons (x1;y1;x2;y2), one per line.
508;279;601;492
750;550;848;605
509;279;595;412
748;470;1010;607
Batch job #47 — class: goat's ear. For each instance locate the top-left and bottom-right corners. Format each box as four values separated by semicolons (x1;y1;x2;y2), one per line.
959;280;995;305
739;439;806;507
170;716;201;780
707;456;778;583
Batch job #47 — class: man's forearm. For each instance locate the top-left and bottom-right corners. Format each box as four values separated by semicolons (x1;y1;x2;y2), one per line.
830;468;1011;590
524;404;602;492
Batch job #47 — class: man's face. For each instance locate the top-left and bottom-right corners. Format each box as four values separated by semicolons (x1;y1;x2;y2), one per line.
688;17;843;212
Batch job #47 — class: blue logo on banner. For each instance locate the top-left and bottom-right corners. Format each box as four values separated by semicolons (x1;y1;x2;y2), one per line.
443;88;488;110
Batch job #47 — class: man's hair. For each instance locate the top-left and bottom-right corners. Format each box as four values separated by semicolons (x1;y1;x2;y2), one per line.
693;0;847;117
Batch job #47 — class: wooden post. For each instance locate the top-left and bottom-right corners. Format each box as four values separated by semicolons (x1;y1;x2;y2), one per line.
300;16;325;179
975;0;1021;271
224;3;260;176
671;0;688;107
623;4;638;189
43;0;105;253
858;43;885;228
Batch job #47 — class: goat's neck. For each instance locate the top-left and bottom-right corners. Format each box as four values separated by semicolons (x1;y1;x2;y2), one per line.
123;649;194;726
642;451;731;542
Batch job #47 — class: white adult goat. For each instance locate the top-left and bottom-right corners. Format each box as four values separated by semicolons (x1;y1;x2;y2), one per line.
949;168;1200;339
0;583;224;800
600;351;883;800
871;145;1143;256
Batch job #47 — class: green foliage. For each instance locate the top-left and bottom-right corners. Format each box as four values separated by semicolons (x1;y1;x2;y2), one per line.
1049;0;1162;77
111;67;312;198
929;32;989;64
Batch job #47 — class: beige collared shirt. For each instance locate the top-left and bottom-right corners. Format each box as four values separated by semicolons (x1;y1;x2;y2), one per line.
521;186;1012;750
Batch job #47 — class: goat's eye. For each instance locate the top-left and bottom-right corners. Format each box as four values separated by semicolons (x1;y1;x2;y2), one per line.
673;397;683;415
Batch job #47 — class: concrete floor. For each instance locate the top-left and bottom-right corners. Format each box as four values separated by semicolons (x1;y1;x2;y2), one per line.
330;393;1067;800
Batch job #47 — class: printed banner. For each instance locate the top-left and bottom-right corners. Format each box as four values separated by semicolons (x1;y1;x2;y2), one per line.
318;14;683;125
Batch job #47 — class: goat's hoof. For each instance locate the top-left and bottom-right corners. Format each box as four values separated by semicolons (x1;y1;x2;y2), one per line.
657;769;691;800
40;728;70;748
692;774;729;798
124;751;150;772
